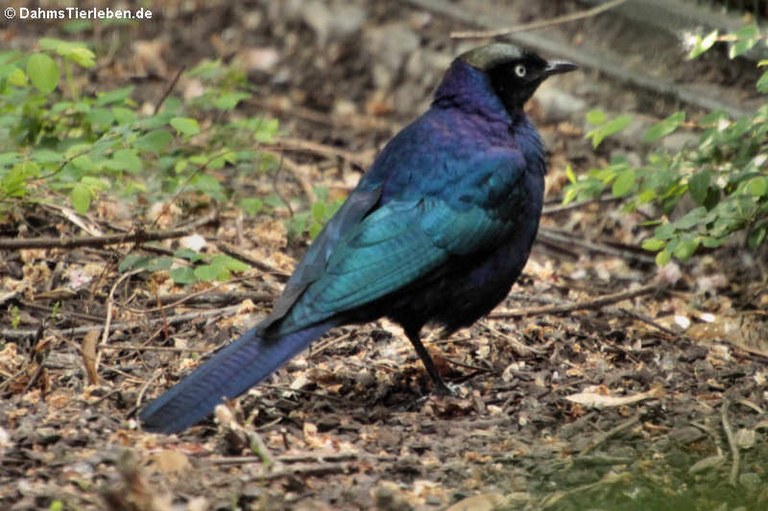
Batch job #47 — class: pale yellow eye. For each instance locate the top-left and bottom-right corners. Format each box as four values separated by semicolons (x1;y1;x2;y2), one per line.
514;64;527;77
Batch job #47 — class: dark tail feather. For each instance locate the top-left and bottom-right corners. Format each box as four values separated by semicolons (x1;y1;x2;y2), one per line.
139;322;334;433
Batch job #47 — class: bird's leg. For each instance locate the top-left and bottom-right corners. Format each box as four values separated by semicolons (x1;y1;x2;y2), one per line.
404;327;454;396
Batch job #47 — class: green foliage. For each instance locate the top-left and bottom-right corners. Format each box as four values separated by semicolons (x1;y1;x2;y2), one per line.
119;250;251;285
286;186;344;240
566;26;768;264
0;39;300;286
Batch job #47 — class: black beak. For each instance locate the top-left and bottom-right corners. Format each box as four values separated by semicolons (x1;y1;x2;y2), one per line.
544;60;578;76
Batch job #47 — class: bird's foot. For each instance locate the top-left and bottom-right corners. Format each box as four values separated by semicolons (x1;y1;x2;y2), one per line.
433;381;458;397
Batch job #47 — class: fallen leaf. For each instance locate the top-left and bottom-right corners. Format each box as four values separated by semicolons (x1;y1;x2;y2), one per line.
444;493;508;511
565;386;664;408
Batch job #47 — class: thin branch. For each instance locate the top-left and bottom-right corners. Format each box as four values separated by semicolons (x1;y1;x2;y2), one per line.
577;414;641;455
537;228;656;265
0;211;217;251
271;137;372;169
1;304;247;341
721;400;740;487
451;0;628;39
490;282;662;319
154;66;185;115
216;241;290;278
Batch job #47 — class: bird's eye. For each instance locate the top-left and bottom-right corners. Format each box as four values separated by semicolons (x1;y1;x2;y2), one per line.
514;64;527;77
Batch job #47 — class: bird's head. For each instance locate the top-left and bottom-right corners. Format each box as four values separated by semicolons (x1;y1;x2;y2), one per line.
459;43;577;114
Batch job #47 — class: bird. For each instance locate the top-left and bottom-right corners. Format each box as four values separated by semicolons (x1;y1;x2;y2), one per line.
139;43;576;433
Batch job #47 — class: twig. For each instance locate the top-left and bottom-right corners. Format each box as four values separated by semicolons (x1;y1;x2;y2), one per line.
98;345;209;352
0;291;20;307
96;269;143;375
480;320;548;355
542;196;622;215
537;228;656;264
251;461;352;481
1;304;247;341
216;241;290;278
490;283;662;319
271;137;371;169
578;414;641;456
451;0;627;39
208;452;394;466
614;307;680;337
0;212;217;251
721;400;740;487
261;148;317;204
154;66;185;115
404;0;749;118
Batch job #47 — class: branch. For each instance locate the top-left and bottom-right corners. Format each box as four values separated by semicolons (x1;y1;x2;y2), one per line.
490;282;663;319
0;212;216;251
450;0;628;39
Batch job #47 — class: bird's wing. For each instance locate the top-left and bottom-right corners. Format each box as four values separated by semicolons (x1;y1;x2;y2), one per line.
262;185;383;329
284;158;527;325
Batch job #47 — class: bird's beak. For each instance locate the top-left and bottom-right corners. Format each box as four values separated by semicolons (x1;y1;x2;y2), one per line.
544;60;578;76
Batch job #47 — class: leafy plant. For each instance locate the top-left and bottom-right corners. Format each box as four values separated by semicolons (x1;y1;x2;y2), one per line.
0;39;292;285
565;25;768;265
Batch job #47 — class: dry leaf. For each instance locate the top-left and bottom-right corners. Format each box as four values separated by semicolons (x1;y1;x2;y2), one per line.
444;493;508;511
82;330;100;386
565;386;664;408
150;449;191;474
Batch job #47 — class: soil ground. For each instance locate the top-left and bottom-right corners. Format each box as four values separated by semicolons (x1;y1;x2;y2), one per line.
1;1;767;510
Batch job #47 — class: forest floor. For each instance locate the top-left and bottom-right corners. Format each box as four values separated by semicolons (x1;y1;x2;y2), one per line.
1;1;767;510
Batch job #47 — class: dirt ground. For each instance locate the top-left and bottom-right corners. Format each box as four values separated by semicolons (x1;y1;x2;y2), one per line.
1;1;767;510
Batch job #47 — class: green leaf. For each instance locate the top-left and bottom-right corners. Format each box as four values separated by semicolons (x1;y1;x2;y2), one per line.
611;169;636;197
194;264;225;282
135;130;172;153
7;66;28;87
170;266;197;284
214;92;250;111
644;112;685;142
687;30;718;60
110;149;142;173
586;114;632;148
641;238;666;252
585;109;606;125
728;24;759;59
70;183;91;214
654;224;676;240
747;225;767;249
565;164;576;184
96;86;135;106
757;70;768;94
27;53;60;94
688;170;711;205
745;176;767;197
655;248;672;267
211;254;250;272
170;117;200;136
62;47;95;68
672;237;699;260
119;254;149;272
174;248;206;262
239;197;263;216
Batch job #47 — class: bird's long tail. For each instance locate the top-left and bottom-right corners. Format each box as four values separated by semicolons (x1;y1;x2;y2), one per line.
139;321;334;433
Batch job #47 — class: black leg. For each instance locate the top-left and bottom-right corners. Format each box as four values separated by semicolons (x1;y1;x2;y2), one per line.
404;327;453;396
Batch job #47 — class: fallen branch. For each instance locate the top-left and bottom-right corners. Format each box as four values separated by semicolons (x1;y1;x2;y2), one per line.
721;400;740;487
0;212;217;251
451;0;627;39
1;304;248;341
577;414;641;456
490;282;662;319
